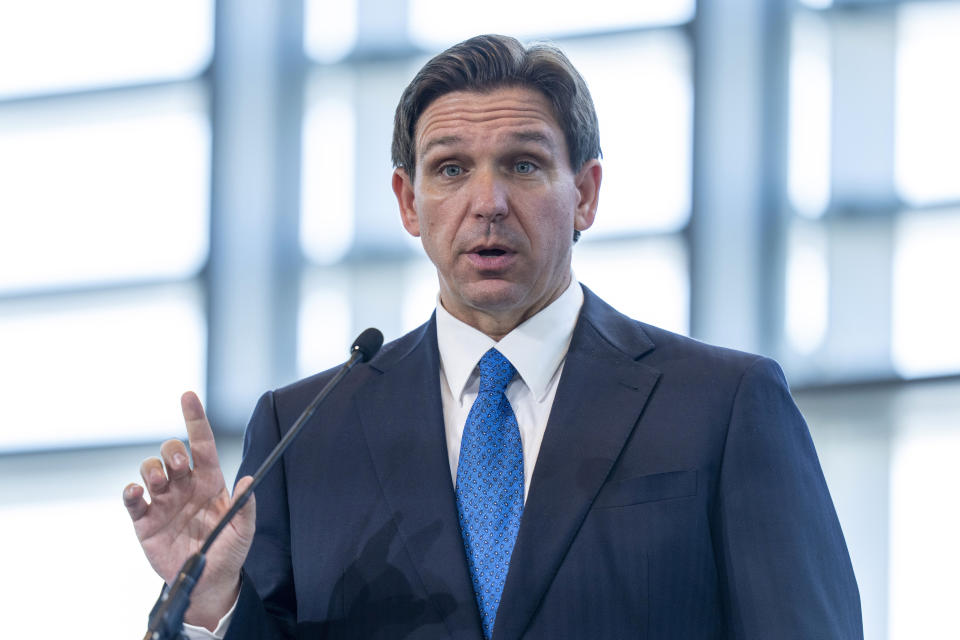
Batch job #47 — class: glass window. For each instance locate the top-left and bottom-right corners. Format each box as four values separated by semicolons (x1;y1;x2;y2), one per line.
301;72;356;265
408;0;694;49
891;208;960;378
895;2;960;205
298;267;352;376
788;11;832;218
0;497;161;635
573;236;689;335
889;416;960;638
0;0;213;98
564;31;693;235
402;256;441;333
304;0;359;63
0;284;206;451
785;221;829;355
0;86;210;293
300;58;426;266
298;256;437;377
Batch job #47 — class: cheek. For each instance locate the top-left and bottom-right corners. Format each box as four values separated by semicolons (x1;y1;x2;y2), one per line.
527;194;577;246
420;215;449;248
416;213;455;264
419;195;466;248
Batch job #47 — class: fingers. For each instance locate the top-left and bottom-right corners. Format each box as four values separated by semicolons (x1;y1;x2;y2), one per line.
181;391;221;470
233;475;255;507
140;456;168;495
129;438;194;519
123;483;149;521
160;438;191;482
126;440;186;525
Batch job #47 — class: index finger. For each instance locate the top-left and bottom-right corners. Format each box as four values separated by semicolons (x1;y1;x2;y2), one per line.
181;391;220;469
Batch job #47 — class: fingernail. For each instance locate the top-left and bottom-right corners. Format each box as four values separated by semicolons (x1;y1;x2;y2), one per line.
150;469;163;483
173;453;187;467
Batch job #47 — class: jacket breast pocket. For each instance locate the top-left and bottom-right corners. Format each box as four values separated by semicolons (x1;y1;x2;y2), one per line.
592;469;698;509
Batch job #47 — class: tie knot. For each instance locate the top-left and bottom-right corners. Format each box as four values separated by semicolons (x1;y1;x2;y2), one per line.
477;348;516;393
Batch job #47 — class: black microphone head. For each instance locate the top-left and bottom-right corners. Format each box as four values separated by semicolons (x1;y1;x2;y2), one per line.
351;328;384;363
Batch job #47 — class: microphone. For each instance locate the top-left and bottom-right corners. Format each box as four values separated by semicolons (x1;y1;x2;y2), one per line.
143;328;384;640
351;327;384;363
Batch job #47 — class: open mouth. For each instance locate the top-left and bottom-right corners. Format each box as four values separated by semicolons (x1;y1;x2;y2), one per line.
476;248;507;257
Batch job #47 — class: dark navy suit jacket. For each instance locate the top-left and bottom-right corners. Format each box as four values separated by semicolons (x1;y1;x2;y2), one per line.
225;287;862;639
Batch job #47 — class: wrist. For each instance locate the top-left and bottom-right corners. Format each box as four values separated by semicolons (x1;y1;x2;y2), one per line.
183;574;241;632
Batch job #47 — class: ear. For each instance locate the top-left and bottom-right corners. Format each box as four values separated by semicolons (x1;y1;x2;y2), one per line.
573;159;601;233
392;168;421;237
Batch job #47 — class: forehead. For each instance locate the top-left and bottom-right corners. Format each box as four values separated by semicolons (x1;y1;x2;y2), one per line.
414;87;566;158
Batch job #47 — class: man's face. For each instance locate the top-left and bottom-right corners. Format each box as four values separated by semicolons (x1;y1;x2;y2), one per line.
392;86;601;338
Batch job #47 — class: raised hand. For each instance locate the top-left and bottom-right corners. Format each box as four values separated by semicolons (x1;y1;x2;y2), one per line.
123;391;256;631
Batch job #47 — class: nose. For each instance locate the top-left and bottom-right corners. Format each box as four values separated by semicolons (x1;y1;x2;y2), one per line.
467;167;508;223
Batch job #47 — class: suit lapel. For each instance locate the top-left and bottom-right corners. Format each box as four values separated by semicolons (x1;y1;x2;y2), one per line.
493;289;661;640
355;320;484;640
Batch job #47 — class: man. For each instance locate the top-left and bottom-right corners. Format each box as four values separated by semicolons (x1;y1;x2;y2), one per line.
124;35;863;639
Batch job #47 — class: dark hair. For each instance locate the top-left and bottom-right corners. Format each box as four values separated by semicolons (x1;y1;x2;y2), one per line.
391;34;601;180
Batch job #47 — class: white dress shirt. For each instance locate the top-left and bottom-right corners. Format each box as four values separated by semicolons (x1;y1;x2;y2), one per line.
183;278;584;639
436;278;583;500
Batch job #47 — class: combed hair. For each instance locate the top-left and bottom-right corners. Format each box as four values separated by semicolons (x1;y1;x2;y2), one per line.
391;34;601;180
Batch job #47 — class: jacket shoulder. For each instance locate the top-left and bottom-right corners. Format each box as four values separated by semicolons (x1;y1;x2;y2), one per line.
579;284;770;380
270;317;436;408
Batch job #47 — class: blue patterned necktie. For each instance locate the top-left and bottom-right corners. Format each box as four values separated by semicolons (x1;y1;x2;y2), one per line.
456;348;524;639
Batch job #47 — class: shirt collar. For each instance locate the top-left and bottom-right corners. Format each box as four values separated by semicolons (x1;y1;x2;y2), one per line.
436;277;584;405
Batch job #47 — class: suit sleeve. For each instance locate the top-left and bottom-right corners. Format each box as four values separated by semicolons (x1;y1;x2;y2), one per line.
713;357;863;639
223;391;297;640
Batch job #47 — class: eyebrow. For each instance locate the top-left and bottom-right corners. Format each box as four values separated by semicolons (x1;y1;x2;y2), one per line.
419;130;557;159
420;135;462;158
508;130;555;149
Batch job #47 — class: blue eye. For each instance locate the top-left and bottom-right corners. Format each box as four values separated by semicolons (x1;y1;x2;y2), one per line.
442;165;462;177
515;161;535;174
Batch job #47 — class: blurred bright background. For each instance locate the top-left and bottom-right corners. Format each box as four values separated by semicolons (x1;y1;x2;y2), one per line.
1;0;958;637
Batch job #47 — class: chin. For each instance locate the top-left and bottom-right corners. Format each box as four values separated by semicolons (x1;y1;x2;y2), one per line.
459;281;528;313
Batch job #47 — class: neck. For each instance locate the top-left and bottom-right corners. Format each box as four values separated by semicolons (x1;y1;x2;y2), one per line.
441;275;572;341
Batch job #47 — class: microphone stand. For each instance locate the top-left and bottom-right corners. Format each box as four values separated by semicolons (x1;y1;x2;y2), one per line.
142;329;383;640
